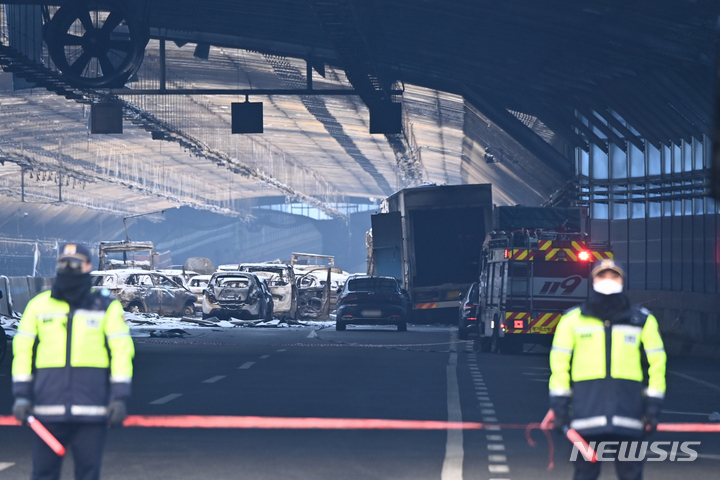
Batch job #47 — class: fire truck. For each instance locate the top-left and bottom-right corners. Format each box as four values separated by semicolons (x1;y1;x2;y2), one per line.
478;206;612;354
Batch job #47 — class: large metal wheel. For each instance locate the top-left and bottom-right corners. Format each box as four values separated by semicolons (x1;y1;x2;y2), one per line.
44;1;148;87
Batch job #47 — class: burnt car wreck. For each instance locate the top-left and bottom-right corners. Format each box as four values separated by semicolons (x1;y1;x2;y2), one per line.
91;269;197;317
202;272;272;321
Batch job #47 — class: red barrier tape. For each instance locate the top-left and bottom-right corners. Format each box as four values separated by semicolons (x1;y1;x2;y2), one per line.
2;415;717;432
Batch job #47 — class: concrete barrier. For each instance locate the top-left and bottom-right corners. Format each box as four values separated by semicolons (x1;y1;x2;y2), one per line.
627;290;720;361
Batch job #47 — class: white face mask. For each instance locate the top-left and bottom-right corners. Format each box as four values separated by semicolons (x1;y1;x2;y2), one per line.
593;278;623;295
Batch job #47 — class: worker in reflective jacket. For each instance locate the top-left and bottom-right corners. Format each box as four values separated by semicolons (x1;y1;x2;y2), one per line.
12;243;134;480
549;259;666;480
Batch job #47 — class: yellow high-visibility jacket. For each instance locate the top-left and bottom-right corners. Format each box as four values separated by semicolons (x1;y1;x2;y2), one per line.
549;304;666;437
12;289;134;422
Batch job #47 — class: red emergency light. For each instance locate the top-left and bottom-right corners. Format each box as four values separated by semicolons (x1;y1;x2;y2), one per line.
578;250;591;261
504;249;509;259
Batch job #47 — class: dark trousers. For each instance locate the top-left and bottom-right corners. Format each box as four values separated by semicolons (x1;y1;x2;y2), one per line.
32;423;107;480
572;435;643;480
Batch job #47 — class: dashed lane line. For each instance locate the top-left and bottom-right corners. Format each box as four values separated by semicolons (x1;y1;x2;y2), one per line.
0;463;15;472
259;355;270;359
239;362;255;370
277;349;287;352
488;464;510;474
487;435;503;441
487;444;506;451
202;376;226;384
150;393;183;405
481;409;496;415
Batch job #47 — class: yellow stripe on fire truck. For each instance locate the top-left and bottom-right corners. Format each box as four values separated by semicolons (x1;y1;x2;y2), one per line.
511;249;535;261
505;312;562;334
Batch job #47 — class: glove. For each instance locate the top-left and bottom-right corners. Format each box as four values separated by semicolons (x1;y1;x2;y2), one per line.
644;414;659;436
643;396;662;436
13;398;32;423
107;400;127;427
550;397;571;433
553;409;571;433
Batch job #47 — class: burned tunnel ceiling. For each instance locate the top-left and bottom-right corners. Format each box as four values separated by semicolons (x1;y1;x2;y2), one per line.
0;0;718;217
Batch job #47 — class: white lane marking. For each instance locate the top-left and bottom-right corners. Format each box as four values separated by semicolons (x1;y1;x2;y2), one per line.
488;444;506;451
0;463;15;472
669;371;720;392
485;425;502;431
523;372;546;376
277;349;287;352
239;362;255;369
307;330;318;338
481;409;496;415
531;378;549;382
488;465;510;473
476;386;488;391
150;393;183;405
483;417;498;422
487;434;504;441
527;366;550;370
489;454;507;462
259;355;270;360
479;402;494;408
202;375;226;384
478;396;491;401
441;335;463;480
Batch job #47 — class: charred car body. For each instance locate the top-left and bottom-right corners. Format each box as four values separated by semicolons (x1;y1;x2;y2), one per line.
202;272;273;320
91;269;197;317
336;275;409;331
188;274;212;308
238;263;297;320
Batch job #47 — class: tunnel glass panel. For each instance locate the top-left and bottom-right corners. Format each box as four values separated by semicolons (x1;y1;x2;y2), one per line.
610;143;627;179
683;140;692;172
592;144;608;179
631;202;646;218
592;202;609;219
629;144;645;177
673;144;682;173
663;145;672;174
693;138;704;170
648;202;661;218
578;149;589;176
648;144;661;175
613;203;628;219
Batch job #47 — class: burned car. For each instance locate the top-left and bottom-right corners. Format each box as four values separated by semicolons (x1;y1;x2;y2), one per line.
202;272;272;321
91;269;197;317
188;274;212;308
238;263;297;320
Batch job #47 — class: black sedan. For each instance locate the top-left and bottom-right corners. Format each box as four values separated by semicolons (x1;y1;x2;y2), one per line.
335;275;409;332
